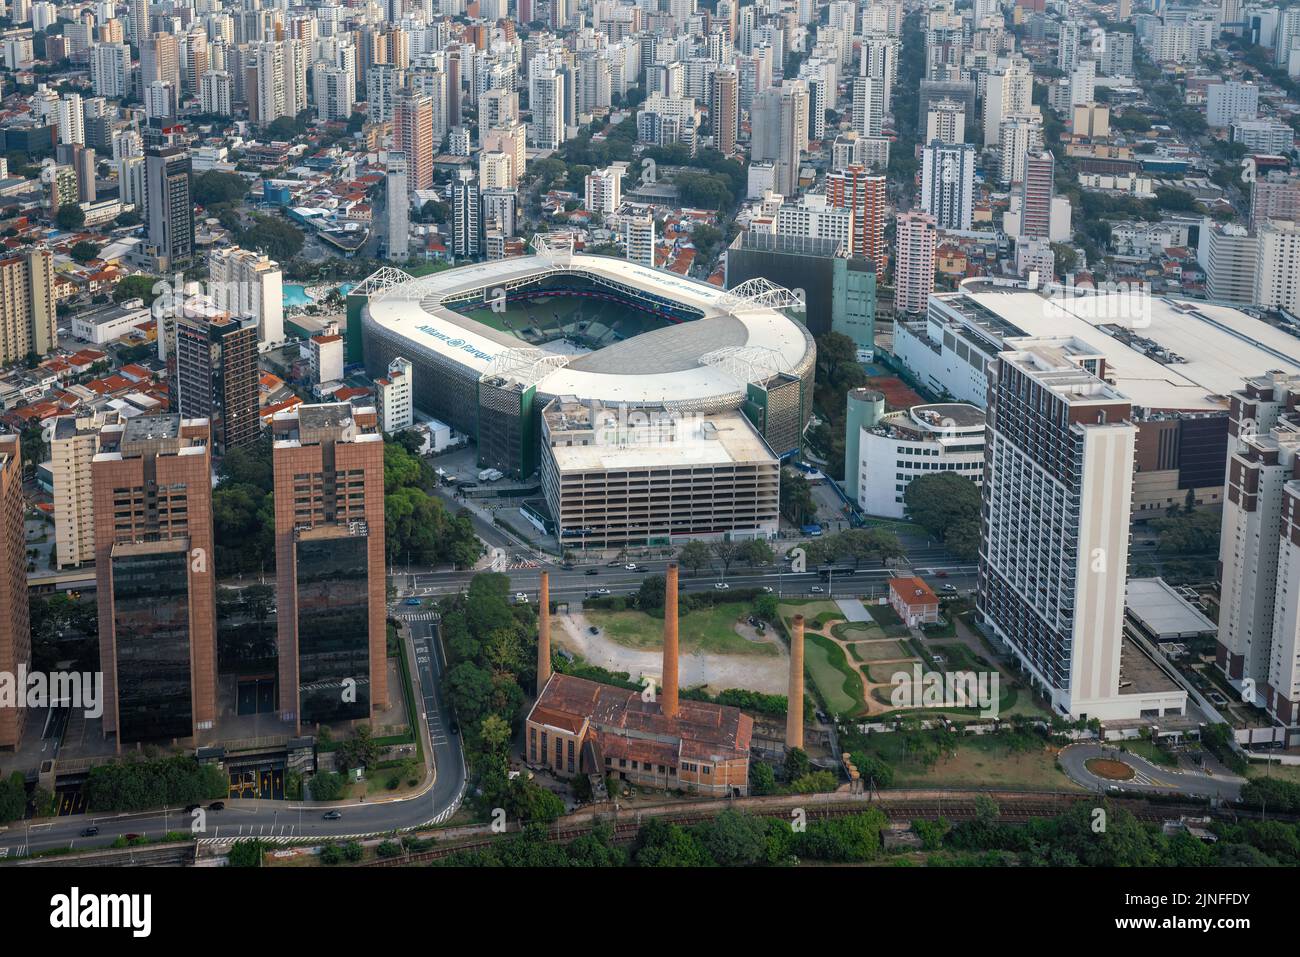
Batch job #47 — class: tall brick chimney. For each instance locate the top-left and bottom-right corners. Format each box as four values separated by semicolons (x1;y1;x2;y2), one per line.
662;563;680;718
537;571;551;692
786;614;805;750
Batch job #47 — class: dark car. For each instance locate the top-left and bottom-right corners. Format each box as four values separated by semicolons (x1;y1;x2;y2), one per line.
80;826;99;837
208;801;225;811
585;568;599;575
449;720;460;735
124;833;142;841
323;810;343;821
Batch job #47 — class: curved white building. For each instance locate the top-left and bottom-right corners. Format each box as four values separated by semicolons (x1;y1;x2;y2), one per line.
855;402;986;518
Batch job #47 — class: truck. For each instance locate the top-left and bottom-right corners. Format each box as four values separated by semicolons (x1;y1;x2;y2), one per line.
477;468;504;482
800;523;823;537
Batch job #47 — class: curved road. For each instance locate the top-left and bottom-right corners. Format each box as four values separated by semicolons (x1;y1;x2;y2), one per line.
1058;744;1244;802
0;618;467;860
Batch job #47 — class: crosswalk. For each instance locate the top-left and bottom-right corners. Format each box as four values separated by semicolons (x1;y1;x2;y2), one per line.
398;611;439;622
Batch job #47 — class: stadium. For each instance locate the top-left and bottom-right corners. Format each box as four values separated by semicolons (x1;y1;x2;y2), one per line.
350;240;817;483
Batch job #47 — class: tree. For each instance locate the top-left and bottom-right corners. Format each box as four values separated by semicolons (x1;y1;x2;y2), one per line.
783;747;810;782
738;539;775;566
192;170;251;207
226;839;268;867
711;540;739;576
70;240;100;263
55;203;84;231
676;540;712;576
816;331;858;381
780;468;817;526
637;573;666;612
903;472;982;559
113;273;163;306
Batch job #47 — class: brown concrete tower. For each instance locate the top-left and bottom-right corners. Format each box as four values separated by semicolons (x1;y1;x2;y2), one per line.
662;563;680;718
786;614;805;750
537;571;551;691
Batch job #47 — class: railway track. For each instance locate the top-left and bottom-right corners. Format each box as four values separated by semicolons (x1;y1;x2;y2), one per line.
362;791;1213;865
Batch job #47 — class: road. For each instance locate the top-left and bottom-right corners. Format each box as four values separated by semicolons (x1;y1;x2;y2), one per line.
1058;743;1245;801
0;623;467;860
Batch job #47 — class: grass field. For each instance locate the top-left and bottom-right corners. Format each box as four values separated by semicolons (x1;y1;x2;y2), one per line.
804;632;863;716
855;640;913;662
854;731;1084;791
778;601;842;630
584;603;779;657
455;294;671;345
832;621;887;642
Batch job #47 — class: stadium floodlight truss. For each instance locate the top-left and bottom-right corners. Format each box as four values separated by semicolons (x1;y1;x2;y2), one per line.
530;232;578;266
480;347;570;387
698;345;795;385
713;277;806;313
349;267;415;300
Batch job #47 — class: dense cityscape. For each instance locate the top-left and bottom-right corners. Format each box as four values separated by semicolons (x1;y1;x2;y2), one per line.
0;0;1288;926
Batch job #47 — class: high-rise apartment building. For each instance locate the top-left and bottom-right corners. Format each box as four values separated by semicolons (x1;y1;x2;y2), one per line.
0;437;27;750
925;97;965;145
827;165;887;272
920;140;975;231
386;151;409;261
1215;373;1300;724
894;211;937;315
51;410;120;570
209;246;284;349
0;250;55;364
1018;150;1055;240
145;144;194;270
711;66;739;155
393;92;434;192
377;357;413;434
93;415;216;745
272;404;387;732
171;306;259;455
979;338;1185;720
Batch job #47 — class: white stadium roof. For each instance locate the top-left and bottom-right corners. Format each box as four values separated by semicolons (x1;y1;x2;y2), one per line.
360;253;814;404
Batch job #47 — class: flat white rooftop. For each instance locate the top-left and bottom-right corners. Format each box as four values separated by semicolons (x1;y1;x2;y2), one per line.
953;287;1300;412
547;411;777;473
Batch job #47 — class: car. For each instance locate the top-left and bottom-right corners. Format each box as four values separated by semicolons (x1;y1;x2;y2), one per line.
624;563;638;570
80;826;99;837
940;584;958;593
935;570;949;578
562;563;575;570
448;720;459;735
514;592;529;603
404;597;421;606
589;625;600;635
208;801;225;811
323;810;343;821
585;568;599;576
810;585;825;594
595;587;611;595
761;586;774;593
714;582;730;590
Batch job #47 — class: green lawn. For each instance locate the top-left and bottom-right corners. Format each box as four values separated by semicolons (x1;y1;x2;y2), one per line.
804;632;864;716
584;603;779;657
853;730;1084;791
832;621;887;642
1118;739;1179;768
856;640;914;662
778;601;842;630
